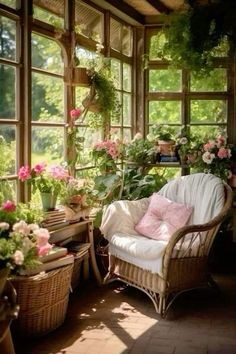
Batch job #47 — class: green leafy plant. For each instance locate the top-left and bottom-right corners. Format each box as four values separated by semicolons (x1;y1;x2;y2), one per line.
147;124;175;142
125;136;155;164
157;0;232;75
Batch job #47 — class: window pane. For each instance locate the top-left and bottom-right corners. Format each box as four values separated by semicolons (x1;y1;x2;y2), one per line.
149;101;181;124
111;92;121;125
75;0;103;43
0;180;16;204
33;0;64;29
123;128;132;143
122;25;132;56
32;127;64;165
110;18;121;52
190;125;227;140
110;127;121;141
32;72;64;122
75;47;96;68
190;100;227;123
123;93;131;125
111;59;121;90
76;86;90;107
32;34;63;74
149;69;181;92
191;69;227;92
0;0;16;8
0;125;16;175
0;65;15;119
0;16;16;61
78;127;102;167
123;63;131;92
149;167;181;181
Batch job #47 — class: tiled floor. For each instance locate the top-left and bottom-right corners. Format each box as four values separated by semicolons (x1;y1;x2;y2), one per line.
13;272;236;354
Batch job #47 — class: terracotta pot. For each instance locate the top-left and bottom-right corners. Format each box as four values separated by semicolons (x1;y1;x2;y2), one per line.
157;140;175;155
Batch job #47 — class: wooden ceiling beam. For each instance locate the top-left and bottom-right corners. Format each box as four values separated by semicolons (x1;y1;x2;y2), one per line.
104;0;145;24
145;0;171;14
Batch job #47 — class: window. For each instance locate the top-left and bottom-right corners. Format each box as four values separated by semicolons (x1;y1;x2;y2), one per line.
33;0;65;29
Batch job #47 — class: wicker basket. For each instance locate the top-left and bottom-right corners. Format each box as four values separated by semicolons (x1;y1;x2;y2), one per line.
10;264;73;338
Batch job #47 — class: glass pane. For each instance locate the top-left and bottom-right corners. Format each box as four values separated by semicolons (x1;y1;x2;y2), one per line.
111;92;121;125
76;86;90;108
0;0;16;8
191;69;227;92
123;63;131;92
190;100;227;123
110;127;121;141
190;125;227;140
32;126;64;165
111;59;121;90
0;125;16;175
32;72;64;122
110;18;121;52
122;25;132;56
0;65;15;119
32;33;63;74
149;101;181;124
149;32;169;61
75;0;103;43
0;16;16;61
149;166;181;181
75;47;97;68
78;127;102;167
123;128;132;143
149;69;181;92
123;93;131;125
0;180;16;204
33;0;64;29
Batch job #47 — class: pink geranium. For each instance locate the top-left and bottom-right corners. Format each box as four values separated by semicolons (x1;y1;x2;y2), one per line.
2;200;16;212
18;165;31;181
70;108;82;119
33;162;46;175
49;165;69;181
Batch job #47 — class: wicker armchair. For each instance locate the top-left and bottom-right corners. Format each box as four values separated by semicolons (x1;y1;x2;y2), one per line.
101;173;233;317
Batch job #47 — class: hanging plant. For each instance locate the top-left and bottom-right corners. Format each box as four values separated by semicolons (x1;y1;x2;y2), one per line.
158;0;235;75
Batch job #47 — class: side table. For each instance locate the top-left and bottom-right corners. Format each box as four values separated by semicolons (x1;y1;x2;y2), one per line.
49;219;102;285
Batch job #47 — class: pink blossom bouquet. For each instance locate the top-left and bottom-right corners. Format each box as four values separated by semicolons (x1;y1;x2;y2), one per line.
0;200;52;275
91;139;124;174
195;135;232;181
18;162;69;195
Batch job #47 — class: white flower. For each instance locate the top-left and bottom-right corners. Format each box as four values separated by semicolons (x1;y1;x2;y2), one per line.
29;223;40;231
202;151;215;164
13;220;31;235
180;137;188;145
146;133;155;142
13;250;24;265
96;43;104;54
0;222;10;230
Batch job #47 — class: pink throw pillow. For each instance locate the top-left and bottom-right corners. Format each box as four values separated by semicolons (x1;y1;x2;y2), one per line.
135;194;193;241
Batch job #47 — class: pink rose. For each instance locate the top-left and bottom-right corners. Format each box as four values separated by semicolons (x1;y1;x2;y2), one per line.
70;108;82;119
34;228;50;246
2;200;16;212
38;243;53;256
18;165;31;181
217;147;230;159
13;250;24;265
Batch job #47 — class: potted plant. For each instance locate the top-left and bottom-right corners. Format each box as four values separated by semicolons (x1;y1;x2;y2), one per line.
147;124;175;156
124;134;155;164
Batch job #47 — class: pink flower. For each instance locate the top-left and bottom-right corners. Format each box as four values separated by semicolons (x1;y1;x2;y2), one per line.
70;108;82;119
2;200;16;212
37;243;52;256
217;147;230;159
33;162;46;175
13;220;31;235
18;165;31;181
216;135;226;147
49;165;69;181
34;228;50;247
203;142;216;151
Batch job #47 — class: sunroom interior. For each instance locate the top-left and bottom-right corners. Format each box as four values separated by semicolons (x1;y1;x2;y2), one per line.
1;0;236;353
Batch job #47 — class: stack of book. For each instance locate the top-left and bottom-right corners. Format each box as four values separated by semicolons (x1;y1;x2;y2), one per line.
41;209;69;231
20;246;74;276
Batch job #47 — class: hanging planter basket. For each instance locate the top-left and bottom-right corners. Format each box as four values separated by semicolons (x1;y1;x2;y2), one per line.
64;67;90;86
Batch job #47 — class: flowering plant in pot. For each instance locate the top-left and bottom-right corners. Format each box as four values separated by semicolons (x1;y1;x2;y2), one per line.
125;133;155;164
195;135;232;181
18;163;69;210
0;200;52;293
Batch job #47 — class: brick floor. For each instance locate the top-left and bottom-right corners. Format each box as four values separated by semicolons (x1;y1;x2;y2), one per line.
13;273;236;354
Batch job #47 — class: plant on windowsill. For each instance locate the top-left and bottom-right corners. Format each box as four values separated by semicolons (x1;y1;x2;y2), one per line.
124;133;155;165
147;125;176;156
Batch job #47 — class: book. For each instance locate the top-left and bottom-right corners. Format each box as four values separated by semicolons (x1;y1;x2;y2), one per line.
39;246;68;263
160;155;178;162
21;254;74;276
46;220;70;232
63;240;81;252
